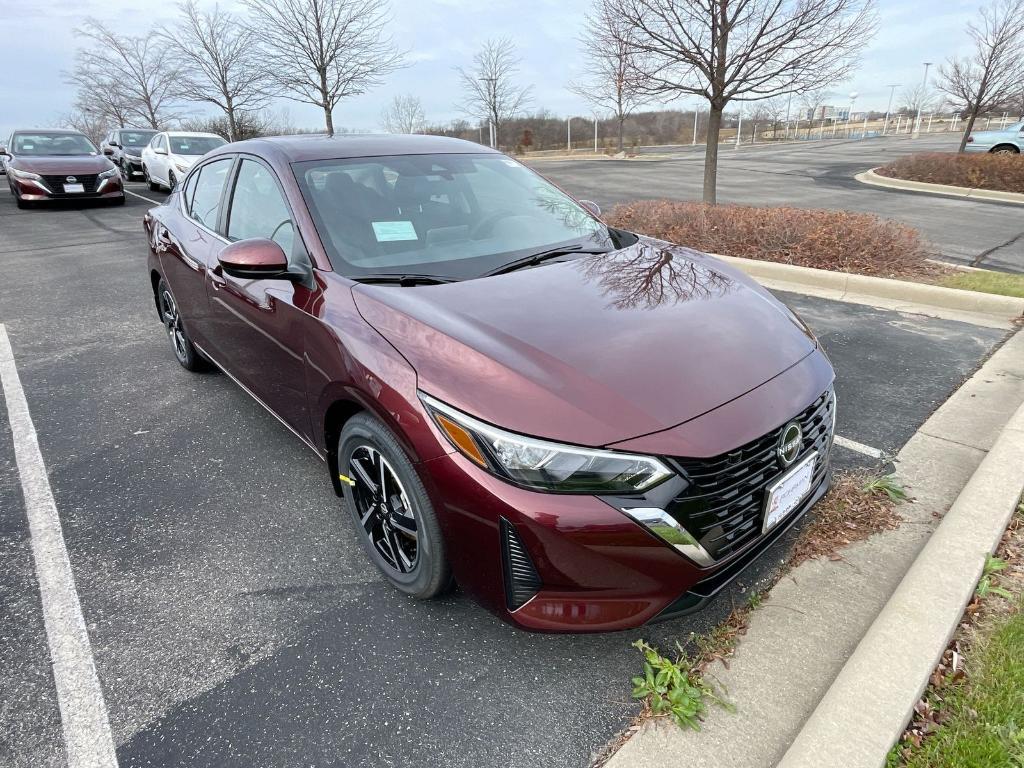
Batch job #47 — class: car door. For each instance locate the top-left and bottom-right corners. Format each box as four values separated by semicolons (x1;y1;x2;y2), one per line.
155;156;236;351
152;134;170;184
204;156;315;439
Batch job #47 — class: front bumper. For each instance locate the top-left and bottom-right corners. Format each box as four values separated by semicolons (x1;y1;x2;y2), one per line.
122;157;145;176
11;175;124;200
418;403;834;633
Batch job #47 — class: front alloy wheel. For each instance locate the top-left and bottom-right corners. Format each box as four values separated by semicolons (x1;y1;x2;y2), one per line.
339;414;451;598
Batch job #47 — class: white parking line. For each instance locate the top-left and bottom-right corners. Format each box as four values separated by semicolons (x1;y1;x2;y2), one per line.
834;434;887;460
124;188;161;205
0;324;119;768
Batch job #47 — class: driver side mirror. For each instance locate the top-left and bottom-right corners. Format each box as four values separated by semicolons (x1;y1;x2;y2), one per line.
0;147;8;156
155;146;167;155
218;238;291;279
579;199;601;217
103;147;115;156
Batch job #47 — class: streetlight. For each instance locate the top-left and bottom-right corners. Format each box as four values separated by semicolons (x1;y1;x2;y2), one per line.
883;84;900;136
567;116;572;152
847;92;858;137
912;62;932;138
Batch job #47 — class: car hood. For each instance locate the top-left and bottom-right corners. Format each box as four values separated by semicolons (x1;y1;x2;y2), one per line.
352;238;817;447
9;155;112;175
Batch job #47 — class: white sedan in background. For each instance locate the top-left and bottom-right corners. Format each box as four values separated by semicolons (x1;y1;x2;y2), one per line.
141;131;227;191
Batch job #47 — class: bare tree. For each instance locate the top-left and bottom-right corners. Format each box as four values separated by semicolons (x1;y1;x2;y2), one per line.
380;94;426;133
160;1;275;141
65;59;135;129
749;96;788;139
898;83;940;116
936;0;1024;152
602;0;877;203
70;19;182;129
457;38;532;148
570;7;654;152
60;108;111;147
243;0;403;135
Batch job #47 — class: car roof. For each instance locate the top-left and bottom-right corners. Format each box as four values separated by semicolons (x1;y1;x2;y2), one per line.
217;133;500;163
11;128;88;135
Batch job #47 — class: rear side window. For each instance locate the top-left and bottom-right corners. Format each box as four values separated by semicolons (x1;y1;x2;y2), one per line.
187;158;233;230
227;159;295;255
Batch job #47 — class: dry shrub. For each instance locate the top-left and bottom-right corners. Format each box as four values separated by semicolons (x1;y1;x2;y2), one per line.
606;200;930;278
877;152;1024;194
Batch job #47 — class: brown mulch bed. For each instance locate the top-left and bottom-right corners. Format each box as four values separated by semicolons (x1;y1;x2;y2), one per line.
876;152;1024;195
605;200;934;279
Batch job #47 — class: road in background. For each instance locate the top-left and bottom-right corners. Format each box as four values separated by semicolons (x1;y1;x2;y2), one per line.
534;134;1024;273
0;183;1010;767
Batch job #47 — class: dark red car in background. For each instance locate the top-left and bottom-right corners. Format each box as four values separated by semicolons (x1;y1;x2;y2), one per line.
144;134;835;632
4;128;124;208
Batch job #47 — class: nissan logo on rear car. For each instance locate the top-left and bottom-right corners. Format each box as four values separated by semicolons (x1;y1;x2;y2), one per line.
777;422;803;467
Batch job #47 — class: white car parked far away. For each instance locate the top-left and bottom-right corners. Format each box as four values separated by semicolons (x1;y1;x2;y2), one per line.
141;131;227;191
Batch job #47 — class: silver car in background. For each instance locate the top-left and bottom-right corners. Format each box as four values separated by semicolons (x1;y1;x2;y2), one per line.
965;121;1023;154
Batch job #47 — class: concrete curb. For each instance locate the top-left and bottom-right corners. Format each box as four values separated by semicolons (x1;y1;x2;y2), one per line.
713;254;1024;320
779;401;1024;768
856;167;1024;205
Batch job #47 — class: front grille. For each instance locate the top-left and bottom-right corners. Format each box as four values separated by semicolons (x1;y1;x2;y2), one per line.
665;388;835;562
40;174;100;195
500;517;542;611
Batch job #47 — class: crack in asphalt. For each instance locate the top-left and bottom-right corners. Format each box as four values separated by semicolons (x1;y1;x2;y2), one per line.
972;230;1024;266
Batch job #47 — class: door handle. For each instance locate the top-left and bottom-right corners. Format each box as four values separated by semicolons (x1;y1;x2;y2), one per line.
154;227;172;253
209;263;226;290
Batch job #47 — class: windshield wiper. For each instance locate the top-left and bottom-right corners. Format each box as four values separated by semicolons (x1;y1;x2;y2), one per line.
483;244;611;277
350;273;458;286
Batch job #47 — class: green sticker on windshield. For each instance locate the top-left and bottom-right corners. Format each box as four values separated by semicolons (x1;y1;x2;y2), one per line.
372;221;418;242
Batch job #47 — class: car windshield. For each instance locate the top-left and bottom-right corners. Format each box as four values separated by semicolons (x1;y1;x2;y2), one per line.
294;153;617;280
12;132;97;156
169;136;226;155
122;131;156;148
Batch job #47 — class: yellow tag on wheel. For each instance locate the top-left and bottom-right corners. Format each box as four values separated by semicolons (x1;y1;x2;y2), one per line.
338;474;356;486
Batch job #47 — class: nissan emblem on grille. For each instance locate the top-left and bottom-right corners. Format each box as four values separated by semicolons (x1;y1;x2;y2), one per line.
66;176;77;183
777;422;803;467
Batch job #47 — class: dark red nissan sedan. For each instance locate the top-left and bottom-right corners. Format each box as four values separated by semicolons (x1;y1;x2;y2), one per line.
4;129;125;208
143;134;835;632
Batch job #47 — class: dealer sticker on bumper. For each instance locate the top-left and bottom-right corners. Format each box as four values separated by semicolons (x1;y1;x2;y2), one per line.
63;183;85;193
763;451;818;532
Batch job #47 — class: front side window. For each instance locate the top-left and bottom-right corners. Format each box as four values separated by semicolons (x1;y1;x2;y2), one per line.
187;158;233;230
227;159;295;255
12;132;97;156
169;136;227;156
293;153;611;280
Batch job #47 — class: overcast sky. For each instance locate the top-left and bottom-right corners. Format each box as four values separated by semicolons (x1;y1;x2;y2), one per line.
0;0;983;140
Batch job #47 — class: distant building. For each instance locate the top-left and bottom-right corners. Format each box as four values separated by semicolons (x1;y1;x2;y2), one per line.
804;105;850;121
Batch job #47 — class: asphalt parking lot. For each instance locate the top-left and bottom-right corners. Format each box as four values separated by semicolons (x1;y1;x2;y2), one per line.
0;181;1011;767
535;133;1024;272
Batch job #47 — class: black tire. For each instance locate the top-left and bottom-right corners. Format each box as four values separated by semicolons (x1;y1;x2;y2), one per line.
119;161;130;181
15;194;29;210
156;277;205;371
145;166;159;191
990;144;1020;154
167;171;177;192
339;413;451;599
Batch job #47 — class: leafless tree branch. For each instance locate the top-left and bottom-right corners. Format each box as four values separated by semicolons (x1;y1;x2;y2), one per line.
380;94;427;133
456;38;533;147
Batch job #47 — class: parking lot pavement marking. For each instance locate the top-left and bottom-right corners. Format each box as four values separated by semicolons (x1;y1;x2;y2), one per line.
123;188;161;205
833;434;887;460
0;324;119;768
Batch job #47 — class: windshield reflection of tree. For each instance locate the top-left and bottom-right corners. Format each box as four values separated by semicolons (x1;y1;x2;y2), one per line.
579;241;735;310
532;188;613;249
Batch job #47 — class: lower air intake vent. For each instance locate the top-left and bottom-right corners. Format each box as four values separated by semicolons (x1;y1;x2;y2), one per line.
500;517;542;611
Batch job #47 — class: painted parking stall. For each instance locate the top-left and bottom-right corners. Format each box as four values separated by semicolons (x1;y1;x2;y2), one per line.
0;182;1008;767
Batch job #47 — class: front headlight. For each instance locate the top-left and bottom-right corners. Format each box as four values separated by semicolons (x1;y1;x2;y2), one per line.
174;161;190;172
420;393;673;493
9;167;41;181
98;167;119;179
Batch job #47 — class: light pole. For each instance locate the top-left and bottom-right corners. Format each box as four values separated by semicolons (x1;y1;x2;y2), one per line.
847;92;858;137
912;62;932;137
883;84;900;136
692;104;699;145
566;116;572;152
735;107;743;148
593;114;599;153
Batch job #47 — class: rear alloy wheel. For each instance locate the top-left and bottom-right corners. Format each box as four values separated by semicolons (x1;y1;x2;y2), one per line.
991;145;1020;155
157;278;204;371
145;166;159;192
167;171;177;192
339;414;451;598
